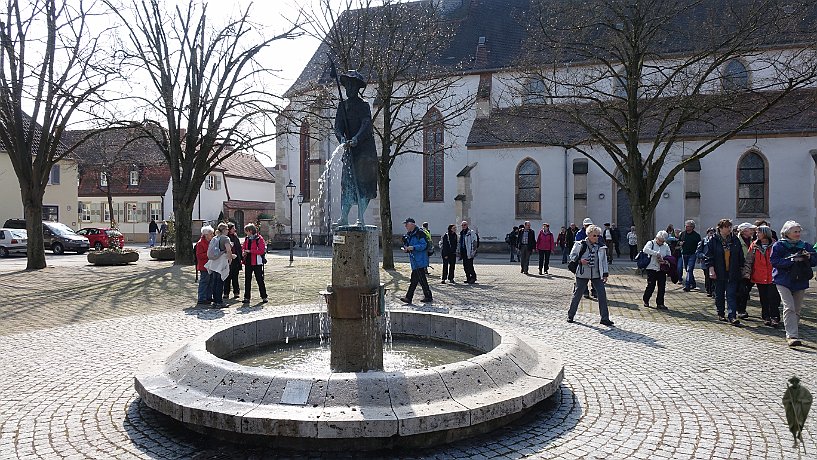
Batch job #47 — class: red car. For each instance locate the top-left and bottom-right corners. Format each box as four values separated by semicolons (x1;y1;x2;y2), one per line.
77;227;125;250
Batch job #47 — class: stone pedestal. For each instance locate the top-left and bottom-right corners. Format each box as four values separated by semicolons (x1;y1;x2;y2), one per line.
327;226;383;372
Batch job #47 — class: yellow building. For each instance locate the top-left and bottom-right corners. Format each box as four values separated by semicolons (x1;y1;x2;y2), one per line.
0;151;80;228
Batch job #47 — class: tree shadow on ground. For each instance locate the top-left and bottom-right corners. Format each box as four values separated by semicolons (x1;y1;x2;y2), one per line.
123;384;582;459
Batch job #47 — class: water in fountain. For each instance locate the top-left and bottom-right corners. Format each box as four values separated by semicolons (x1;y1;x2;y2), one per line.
305;143;345;252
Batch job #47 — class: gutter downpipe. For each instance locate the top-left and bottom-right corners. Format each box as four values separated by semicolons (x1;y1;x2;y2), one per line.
564;147;569;228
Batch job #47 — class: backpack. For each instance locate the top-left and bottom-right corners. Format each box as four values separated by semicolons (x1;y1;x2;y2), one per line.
207;235;225;260
505;233;511;244
567;241;588;273
422;228;435;256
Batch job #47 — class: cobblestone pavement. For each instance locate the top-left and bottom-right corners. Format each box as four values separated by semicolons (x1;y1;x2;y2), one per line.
0;252;815;459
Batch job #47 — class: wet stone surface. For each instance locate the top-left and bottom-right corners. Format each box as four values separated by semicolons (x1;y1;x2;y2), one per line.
0;253;815;458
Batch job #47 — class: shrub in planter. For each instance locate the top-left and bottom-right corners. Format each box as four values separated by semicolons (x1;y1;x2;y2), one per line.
150;247;176;261
87;249;139;265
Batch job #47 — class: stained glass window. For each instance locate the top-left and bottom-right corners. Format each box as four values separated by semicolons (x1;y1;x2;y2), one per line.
737;151;766;215
516;159;540;217
423;109;444;202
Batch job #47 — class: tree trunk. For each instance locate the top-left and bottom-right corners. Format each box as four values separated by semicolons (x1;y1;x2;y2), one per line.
174;205;195;265
107;192;116;229
24;202;47;270
378;159;394;270
632;202;655;255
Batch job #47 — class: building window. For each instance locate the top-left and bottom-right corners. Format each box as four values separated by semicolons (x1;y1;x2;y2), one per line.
149;202;161;222
125;202;138;223
42;205;59;222
100;172;108;187
47;165;60;185
722;59;750;91
516;159;541;217
300;121;311;200
80;202;91;222
205;174;221;190
423;108;444;202
523;78;547;105
129;169;140;186
737;150;767;216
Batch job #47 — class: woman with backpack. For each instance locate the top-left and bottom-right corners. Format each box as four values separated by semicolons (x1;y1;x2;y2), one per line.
242;223;268;304
204;222;234;308
743;226;780;328
566;225;613;326
642;231;672;310
440;224;458;283
770;220;817;347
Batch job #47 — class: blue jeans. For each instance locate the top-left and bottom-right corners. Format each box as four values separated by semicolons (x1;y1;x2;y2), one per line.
197;270;212;302
148;231;157;247
568;278;610;321
211;274;225;304
714;278;738;319
561;245;569;263
682;254;697;289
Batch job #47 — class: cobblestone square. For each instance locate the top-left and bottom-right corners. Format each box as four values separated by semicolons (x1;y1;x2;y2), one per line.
0;249;814;459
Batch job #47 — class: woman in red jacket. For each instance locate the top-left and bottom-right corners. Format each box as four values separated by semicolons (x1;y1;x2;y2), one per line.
195;226;215;305
743;225;780;327
241;223;268;303
536;223;556;275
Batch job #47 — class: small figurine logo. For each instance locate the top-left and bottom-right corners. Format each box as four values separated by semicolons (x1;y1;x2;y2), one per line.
783;376;812;449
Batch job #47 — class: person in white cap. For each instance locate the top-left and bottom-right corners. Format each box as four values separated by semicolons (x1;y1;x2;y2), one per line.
575;217;593;241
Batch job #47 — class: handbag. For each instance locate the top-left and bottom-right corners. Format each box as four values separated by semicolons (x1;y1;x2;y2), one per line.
634;241;653;270
791;260;814;283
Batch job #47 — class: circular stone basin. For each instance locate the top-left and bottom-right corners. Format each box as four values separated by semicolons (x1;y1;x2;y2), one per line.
135;311;564;450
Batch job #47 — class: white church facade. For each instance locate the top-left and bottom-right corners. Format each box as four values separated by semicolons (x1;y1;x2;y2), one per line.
276;0;817;248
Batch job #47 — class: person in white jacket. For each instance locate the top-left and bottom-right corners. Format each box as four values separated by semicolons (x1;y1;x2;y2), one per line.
642;230;672;310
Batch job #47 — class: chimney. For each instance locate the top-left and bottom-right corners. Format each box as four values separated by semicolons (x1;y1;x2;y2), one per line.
474;36;488;68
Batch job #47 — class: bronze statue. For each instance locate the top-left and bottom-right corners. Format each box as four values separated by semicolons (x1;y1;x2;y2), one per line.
783;375;812;449
330;68;378;226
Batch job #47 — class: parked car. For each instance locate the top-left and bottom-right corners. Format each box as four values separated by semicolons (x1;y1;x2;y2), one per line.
77;227;125;250
0;228;27;257
42;221;89;254
3;219;26;229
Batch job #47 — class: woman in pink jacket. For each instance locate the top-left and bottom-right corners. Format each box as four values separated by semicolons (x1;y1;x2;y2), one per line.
241;223;268;304
536;223;556;275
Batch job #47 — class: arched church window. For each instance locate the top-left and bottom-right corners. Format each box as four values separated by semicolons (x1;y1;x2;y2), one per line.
423;108;444;202
722;59;750;91
737;150;767;216
516;159;541;217
299;121;310;200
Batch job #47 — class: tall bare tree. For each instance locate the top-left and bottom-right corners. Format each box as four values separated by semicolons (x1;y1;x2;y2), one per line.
106;0;300;264
0;0;118;269
510;0;817;245
300;0;474;269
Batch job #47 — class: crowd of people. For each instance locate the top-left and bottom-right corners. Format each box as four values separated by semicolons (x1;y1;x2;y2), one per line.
195;222;268;308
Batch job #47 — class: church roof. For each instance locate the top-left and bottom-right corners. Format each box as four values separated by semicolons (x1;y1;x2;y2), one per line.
466;89;817;148
286;0;817;98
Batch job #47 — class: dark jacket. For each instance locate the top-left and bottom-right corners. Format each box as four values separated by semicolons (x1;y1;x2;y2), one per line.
227;232;242;268
148;220;159;233
566;228;577;247
679;230;702;255
704;233;744;282
441;231;458;259
517;229;536;250
770;239;817;291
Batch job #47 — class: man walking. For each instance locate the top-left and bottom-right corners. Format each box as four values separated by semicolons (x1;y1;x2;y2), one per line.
563;223;577;264
159;220;168;246
517;221;536;275
459;220;478;283
603;223;614;263
611;223;621;258
678;220;702;292
399;218;432;304
148;218;159;247
506;225;519;262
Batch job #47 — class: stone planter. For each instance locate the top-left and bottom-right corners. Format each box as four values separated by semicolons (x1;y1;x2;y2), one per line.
150;247;176;261
87;251;139;266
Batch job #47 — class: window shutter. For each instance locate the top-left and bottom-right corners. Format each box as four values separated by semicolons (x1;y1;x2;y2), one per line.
215;175;222;190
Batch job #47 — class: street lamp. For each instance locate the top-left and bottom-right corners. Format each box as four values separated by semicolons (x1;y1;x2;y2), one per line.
297;193;304;247
285;179;296;263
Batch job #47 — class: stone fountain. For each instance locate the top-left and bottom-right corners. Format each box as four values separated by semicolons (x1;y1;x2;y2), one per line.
134;69;563;450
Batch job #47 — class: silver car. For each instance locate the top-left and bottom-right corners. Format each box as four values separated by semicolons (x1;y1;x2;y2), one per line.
0;228;27;257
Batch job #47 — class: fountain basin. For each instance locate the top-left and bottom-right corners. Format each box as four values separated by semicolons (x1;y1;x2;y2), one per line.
135;311;564;450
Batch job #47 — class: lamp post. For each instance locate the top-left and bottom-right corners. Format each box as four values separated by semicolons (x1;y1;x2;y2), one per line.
285;179;296;263
297;193;304;247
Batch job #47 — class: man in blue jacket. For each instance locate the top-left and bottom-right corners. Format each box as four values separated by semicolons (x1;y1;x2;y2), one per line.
399;218;432;304
705;218;744;325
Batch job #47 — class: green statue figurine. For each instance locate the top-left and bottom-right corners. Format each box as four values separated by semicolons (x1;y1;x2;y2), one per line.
783;376;812;448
